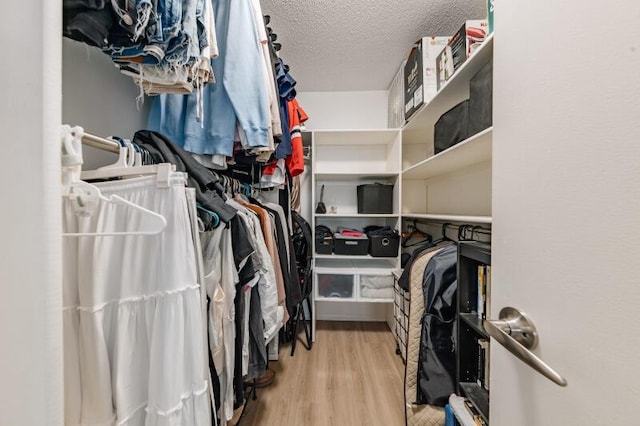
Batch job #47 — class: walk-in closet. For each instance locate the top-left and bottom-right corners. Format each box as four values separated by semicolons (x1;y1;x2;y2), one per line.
2;1;640;425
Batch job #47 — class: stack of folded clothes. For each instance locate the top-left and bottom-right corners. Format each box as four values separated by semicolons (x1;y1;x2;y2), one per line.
360;276;394;300
63;0;217;96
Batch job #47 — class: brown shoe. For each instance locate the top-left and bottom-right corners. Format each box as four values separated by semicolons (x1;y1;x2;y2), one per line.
253;368;276;388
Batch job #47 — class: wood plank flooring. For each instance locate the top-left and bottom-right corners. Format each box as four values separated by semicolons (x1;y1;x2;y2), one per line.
238;321;405;426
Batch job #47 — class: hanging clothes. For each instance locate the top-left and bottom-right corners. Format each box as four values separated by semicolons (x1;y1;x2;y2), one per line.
63;173;212;426
132;130;237;223
148;0;272;157
273;58;297;159
230;196;283;341
285;99;309;177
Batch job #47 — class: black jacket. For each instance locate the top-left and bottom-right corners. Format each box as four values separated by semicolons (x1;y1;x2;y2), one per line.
417;244;458;406
133;130;237;224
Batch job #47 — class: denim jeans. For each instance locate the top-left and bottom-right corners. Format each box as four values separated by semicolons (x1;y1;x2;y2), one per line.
105;0;202;67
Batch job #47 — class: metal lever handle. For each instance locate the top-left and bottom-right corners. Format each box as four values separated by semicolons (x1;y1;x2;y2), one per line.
483;307;568;387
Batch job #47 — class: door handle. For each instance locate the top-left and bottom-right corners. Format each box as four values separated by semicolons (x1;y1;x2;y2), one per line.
483;307;568;387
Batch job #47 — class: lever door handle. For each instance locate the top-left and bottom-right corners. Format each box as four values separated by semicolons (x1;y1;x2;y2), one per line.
483;307;568;387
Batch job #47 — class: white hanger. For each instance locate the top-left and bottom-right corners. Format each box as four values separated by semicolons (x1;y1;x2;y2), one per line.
80;137;176;188
98;136;134;169
62;180;168;237
61;125;169;237
79;133;175;188
129;141;143;166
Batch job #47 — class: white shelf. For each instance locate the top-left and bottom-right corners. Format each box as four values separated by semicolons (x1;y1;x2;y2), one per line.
314;172;400;181
313;129;400;146
315;254;397;260
402;214;493;224
403;127;492;179
315;296;393;303
403;34;494;145
315;213;399;218
315;258;397;274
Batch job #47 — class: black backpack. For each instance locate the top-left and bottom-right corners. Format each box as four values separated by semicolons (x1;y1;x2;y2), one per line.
291;211;313;292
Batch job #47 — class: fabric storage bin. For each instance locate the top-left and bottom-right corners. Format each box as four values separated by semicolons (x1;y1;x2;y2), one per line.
356;184;394;214
333;233;369;255
434;99;470;154
469;59;493;135
393;274;410;362
368;232;400;257
359;274;394;300
365;225;400;257
317;273;354;299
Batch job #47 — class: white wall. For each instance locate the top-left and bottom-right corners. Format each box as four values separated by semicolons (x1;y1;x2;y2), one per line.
297;90;389;130
0;0;63;425
298;90;390;222
62;39;151;169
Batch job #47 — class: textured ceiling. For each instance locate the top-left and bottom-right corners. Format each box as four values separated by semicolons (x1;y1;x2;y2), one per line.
261;0;487;92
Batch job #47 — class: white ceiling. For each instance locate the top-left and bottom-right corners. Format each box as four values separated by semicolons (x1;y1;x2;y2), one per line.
261;0;487;92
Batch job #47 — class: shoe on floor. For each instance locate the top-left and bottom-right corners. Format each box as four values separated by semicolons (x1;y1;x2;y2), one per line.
245;368;275;388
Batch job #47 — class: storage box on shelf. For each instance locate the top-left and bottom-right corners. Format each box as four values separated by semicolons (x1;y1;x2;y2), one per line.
333;233;369;255
357;183;394;214
314;259;397;303
388;60;406;128
404;36;450;121
402;35;493;162
437;20;489;89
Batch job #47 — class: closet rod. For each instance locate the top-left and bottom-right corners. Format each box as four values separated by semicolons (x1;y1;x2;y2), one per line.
81;132;120;154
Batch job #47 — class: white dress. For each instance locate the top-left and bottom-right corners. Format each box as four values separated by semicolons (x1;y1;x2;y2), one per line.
63;174;211;426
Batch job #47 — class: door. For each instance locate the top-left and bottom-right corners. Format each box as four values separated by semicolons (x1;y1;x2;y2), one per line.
492;1;640;424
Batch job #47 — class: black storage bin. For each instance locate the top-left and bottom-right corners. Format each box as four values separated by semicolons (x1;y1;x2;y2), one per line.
357;184;394;214
369;234;400;257
315;225;334;254
469;60;493;135
333;234;369;255
365;226;400;257
434;99;470;154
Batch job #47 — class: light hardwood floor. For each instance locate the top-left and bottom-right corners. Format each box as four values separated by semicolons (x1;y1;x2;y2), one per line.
239;321;405;426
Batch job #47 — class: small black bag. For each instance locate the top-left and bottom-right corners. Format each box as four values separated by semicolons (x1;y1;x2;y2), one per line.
315;225;333;254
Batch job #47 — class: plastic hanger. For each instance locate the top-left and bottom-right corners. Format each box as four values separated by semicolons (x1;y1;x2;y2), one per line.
63;181;168;237
81;135;176;185
129;141;143;166
81;162;175;187
99;136;135;170
197;204;220;228
61;126;168;237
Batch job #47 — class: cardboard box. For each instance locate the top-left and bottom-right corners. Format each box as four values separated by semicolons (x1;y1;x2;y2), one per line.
388;60;406;128
436;46;454;91
437;20;488;89
403;36;450;121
